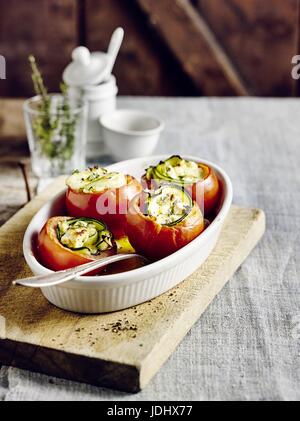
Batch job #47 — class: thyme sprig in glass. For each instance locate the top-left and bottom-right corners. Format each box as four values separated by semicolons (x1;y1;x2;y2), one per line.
28;55;76;162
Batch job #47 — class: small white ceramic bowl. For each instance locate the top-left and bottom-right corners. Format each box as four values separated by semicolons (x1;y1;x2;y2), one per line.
100;109;164;161
23;155;232;314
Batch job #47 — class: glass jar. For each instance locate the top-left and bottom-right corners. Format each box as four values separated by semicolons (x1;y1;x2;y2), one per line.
23;94;87;178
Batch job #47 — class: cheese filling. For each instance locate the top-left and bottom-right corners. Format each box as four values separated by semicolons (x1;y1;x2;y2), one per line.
146;155;206;185
144;185;192;226
66;167;126;193
57;218;113;256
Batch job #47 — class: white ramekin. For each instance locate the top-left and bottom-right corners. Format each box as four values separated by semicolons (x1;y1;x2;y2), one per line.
99;110;164;161
23;155;233;313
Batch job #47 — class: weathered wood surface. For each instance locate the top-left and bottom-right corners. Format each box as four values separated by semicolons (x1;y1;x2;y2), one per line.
0;99;38;225
0;0;298;97
135;0;250;96
0;99;26;140
0;0;78;97
0;163;32;227
0;177;265;392
85;0;194;96
195;0;298;96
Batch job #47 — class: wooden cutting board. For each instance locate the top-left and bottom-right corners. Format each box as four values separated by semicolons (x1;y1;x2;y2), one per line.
0;177;265;392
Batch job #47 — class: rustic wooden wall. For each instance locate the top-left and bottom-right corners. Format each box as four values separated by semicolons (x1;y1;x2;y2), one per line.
85;0;195;95
0;0;78;97
195;0;299;96
0;0;299;97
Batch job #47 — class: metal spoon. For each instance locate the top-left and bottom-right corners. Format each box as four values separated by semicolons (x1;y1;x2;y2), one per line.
13;253;147;288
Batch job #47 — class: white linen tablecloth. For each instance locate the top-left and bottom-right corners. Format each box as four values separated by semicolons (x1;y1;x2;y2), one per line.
0;97;299;401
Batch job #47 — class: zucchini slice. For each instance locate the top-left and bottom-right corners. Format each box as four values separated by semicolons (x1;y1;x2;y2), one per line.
143;184;193;226
57;217;114;256
145;155;206;185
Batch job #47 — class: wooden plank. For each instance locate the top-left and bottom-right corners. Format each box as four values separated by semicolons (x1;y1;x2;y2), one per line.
0;99;37;225
0;0;78;97
135;0;250;96
0;99;37;230
0;98;25;139
85;0;197;96
0;177;265;392
0;162;33;227
195;0;298;96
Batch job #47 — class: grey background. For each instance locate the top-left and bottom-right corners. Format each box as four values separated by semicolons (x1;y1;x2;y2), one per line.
0;97;299;401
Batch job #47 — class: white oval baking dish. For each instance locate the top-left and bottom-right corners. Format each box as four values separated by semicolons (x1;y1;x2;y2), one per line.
23;155;233;313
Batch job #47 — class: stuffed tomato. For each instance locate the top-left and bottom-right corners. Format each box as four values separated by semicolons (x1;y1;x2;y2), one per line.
37;216;116;273
66;167;142;237
126;184;204;260
142;155;219;215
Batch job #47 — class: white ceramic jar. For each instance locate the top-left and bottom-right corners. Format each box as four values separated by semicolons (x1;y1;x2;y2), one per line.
68;76;118;159
63;43;122;160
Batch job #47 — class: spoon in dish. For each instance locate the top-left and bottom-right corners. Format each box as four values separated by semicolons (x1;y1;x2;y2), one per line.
13;253;147;288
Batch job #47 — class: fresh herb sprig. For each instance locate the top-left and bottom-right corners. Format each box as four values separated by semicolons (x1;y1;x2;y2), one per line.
28;55;76;162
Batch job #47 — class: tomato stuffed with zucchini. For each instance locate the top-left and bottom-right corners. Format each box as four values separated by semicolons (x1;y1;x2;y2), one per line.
65;167;142;237
37;216;116;272
126;184;204;260
142;155;219;215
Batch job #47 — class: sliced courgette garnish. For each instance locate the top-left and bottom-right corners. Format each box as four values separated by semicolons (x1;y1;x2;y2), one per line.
145;155;204;185
143;184;193;227
56;217;113;256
